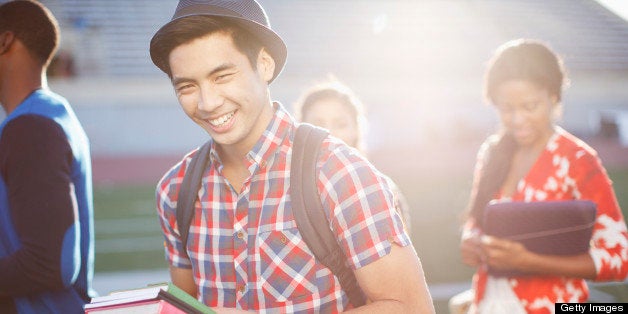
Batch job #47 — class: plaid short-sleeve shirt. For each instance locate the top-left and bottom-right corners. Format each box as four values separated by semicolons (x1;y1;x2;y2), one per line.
156;103;410;313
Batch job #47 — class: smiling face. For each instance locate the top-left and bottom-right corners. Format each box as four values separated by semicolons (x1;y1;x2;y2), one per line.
169;31;275;155
493;79;558;148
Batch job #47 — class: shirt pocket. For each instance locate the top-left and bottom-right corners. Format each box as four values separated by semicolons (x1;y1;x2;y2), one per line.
258;227;319;302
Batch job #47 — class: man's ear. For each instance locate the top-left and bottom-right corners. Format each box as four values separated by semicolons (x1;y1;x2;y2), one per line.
257;48;275;83
0;31;15;55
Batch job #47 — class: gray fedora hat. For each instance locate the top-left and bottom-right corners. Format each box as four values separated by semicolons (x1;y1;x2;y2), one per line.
150;0;287;82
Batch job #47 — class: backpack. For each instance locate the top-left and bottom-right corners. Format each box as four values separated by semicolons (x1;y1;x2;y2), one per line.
175;123;366;308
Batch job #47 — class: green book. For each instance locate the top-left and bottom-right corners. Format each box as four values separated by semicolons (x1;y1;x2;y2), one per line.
86;282;215;314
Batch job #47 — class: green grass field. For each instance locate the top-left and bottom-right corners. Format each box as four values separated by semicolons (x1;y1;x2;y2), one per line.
93;168;628;282
609;167;628;214
93;184;167;272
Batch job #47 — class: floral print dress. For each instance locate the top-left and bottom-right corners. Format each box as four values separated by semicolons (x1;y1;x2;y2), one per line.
466;127;628;314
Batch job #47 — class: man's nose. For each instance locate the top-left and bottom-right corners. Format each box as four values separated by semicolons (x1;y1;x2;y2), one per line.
197;85;224;111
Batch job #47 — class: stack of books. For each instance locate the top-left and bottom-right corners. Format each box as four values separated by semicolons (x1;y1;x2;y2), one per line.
85;282;215;314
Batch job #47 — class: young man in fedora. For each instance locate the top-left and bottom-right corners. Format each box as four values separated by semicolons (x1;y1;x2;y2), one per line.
0;1;94;313
150;1;434;312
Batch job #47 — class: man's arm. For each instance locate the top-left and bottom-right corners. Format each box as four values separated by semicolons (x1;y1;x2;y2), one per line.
169;265;198;297
348;243;434;313
156;154;200;298
0;115;80;295
316;141;434;312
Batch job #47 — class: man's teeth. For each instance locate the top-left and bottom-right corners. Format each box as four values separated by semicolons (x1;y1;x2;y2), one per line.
209;112;234;126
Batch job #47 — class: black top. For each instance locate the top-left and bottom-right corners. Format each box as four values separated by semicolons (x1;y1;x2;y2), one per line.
0;115;75;312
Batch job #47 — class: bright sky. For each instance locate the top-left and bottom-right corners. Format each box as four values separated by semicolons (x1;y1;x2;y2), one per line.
595;0;628;21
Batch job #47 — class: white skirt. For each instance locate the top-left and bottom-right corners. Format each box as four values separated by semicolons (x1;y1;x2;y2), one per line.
477;276;527;314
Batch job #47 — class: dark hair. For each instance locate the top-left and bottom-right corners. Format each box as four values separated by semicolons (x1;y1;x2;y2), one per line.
465;132;517;227
0;0;59;65
466;39;568;227
484;39;567;103
150;15;263;77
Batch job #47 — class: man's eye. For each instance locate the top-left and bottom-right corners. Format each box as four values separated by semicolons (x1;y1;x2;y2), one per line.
176;84;193;92
216;73;233;82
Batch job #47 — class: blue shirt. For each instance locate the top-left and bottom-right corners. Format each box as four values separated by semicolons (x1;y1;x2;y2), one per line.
0;89;94;313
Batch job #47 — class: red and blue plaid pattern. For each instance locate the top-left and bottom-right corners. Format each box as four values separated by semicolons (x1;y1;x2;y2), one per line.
156;103;410;313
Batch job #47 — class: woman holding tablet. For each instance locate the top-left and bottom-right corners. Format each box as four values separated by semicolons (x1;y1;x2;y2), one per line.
459;39;628;313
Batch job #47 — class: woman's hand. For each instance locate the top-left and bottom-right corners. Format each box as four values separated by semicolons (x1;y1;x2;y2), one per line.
480;235;597;278
480;235;528;271
460;229;484;267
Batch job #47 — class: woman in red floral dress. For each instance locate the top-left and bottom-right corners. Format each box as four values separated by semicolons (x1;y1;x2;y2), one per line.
459;39;628;313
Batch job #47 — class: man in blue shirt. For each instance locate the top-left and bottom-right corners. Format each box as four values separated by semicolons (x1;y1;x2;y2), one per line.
0;1;94;313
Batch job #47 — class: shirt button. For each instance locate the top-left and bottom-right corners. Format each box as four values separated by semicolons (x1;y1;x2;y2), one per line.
238;285;245;293
237;232;244;239
280;235;288;244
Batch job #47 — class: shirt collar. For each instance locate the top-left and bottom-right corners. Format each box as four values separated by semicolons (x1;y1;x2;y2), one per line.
207;102;295;169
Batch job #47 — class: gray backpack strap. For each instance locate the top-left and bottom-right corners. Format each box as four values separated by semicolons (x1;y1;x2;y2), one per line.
176;141;212;258
291;123;366;308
